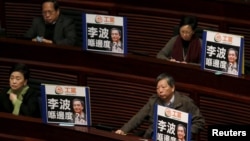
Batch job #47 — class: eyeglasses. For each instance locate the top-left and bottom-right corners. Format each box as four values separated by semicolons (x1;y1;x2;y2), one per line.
42;10;55;16
180;30;193;36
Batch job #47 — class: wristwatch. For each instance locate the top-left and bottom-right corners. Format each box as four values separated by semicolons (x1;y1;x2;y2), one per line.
36;36;43;42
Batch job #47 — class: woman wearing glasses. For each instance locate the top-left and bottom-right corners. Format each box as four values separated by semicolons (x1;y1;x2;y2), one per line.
157;15;202;64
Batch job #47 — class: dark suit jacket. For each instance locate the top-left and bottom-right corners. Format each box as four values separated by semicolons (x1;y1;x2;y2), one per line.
0;87;41;118
24;14;77;46
120;92;205;139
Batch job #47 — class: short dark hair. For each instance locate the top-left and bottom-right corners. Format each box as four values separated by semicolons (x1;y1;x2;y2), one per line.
177;123;187;136
110;27;121;36
228;48;238;58
9;63;30;80
72;98;84;106
42;0;59;10
156;73;175;88
179;15;198;30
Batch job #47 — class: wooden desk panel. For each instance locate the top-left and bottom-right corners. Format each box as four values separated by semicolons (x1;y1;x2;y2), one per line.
1;38;250;141
2;0;250;60
0;37;249;96
0;112;145;141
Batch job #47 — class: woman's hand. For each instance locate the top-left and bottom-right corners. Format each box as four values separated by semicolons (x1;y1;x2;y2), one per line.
9;93;17;103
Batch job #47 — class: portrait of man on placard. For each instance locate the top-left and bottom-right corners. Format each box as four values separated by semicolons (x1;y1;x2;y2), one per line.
72;98;87;125
176;123;187;141
224;48;239;75
110;27;123;53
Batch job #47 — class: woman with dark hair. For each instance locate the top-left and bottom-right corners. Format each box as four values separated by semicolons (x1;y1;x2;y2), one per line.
0;63;41;118
157;15;202;64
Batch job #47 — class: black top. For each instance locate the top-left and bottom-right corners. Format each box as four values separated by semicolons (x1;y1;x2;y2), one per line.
44;23;56;41
0;87;41;118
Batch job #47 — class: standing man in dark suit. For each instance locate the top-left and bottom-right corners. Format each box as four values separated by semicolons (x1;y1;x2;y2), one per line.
24;0;77;46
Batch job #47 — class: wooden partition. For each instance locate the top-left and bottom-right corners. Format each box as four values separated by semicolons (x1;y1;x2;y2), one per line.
0;38;250;141
0;112;145;141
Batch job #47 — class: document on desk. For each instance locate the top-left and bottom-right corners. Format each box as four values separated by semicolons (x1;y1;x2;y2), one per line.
40;84;91;126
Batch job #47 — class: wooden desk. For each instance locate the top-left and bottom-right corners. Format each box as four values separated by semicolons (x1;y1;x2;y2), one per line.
0;37;249;96
0;112;147;141
2;0;250;61
0;38;250;141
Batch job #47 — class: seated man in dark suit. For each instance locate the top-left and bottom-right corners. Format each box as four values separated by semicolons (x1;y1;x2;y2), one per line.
115;73;205;140
24;0;77;46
